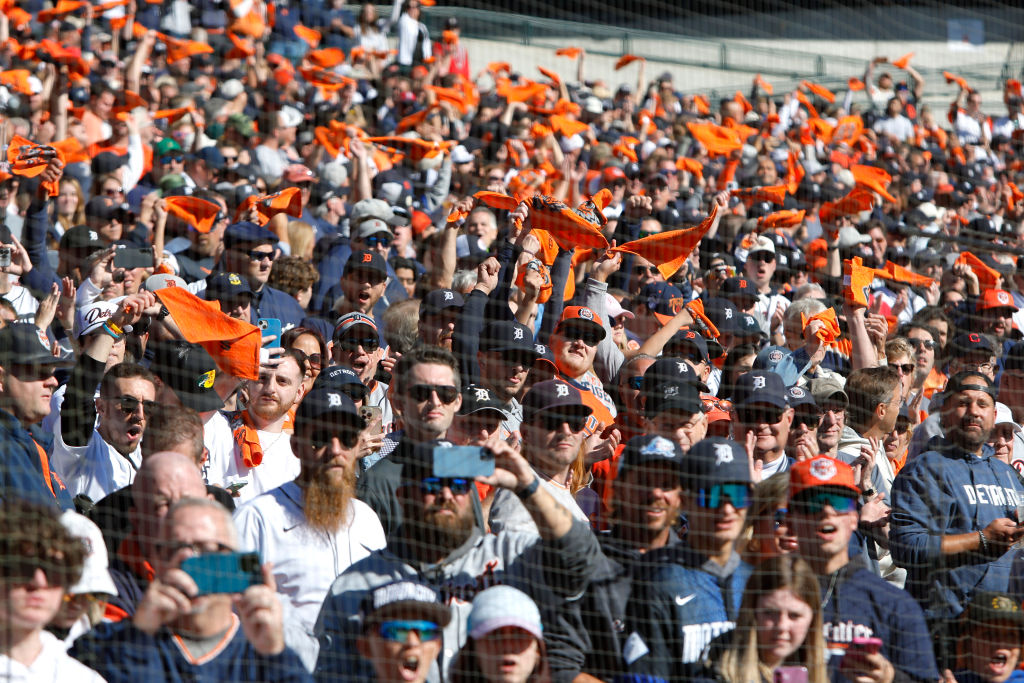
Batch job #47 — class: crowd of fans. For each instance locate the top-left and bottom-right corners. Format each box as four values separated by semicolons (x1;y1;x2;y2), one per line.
5;1;1024;682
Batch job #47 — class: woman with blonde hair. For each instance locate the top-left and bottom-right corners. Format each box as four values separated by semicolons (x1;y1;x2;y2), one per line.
697;556;828;683
740;473;798;565
53;177;86;235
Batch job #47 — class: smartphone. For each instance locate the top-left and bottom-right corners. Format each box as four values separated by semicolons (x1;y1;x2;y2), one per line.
849;636;883;656
433;445;495;479
360;405;383;436
774;667;808;683
114;247;154;270
0;246;11;268
226;481;248;493
181;551;262;596
257;318;282;343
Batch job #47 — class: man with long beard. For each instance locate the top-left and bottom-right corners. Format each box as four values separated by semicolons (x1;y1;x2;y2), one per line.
235;385;385;671
227;350;307;503
316;438;600;683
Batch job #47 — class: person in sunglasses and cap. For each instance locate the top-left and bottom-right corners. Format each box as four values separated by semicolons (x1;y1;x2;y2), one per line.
625;437;755;680
787;455;937;683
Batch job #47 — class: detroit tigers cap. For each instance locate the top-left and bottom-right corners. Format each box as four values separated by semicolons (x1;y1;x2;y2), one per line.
685;437;752;489
314;364;368;400
333;312;379;341
458;384;509;418
360;579;451;629
479;320;538;356
521;379;593;422
343;249;388;279
977;288;1019;312
0;323;72;367
420;288;464;318
789;455;859;499
646;380;704;419
59;224;105;252
295;385;361;425
617;434;685;482
786;385;817;410
223;221;277;249
733;371;789;408
556;306;606;340
642;356;710;395
664;328;711;363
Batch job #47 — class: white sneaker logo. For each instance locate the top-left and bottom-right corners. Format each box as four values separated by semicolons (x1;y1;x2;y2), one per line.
675;593;696;607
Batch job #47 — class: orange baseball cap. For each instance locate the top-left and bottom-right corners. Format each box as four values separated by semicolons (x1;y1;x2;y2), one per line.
977;288;1019;312
556;306;606;339
789;456;859;499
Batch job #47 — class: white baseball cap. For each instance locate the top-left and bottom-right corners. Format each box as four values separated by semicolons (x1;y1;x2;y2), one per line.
60;511;117;596
74;298;122;338
995;402;1022;434
605;293;634;321
467;585;543;641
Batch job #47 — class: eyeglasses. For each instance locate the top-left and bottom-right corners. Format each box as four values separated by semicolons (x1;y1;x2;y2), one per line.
5;555;77;588
773;507;788;529
791;411;821;430
893;363;915;375
634;265;659;275
310;426;361;449
908;338;936;350
561;325;602;347
337;336;380;352
378;620;443;643
304;353;324;370
737;405;785;425
160;155;184;165
960;359;995;373
365;236;391;248
748;252;775;264
158;541;235;558
103;187;124;196
107;394;157;415
9;364;56;381
409;384;459;404
419;477;472;496
534;411;587;433
627;376;644;391
246;249;276;262
790;491;858;516
695;483;752;509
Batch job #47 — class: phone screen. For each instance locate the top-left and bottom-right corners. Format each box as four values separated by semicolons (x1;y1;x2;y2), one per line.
181;551;262;596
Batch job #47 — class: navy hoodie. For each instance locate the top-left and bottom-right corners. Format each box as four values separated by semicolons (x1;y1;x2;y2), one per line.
890;438;1024;621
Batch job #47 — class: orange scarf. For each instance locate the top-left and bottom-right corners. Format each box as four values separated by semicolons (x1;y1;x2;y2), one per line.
233;412;264;468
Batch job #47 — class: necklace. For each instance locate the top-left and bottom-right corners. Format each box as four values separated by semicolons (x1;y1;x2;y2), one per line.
821;570;840;610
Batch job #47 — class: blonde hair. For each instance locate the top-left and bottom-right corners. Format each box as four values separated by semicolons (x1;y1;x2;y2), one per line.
716;556;828;683
287;220;316;262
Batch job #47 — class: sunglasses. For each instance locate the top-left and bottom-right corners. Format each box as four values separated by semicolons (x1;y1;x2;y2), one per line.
419;477;473;496
561;325;602;347
737;406;785;425
222;155;238;164
160;155;184;165
103;187;124;196
893;363;915;375
337;337;380;352
365;236;391;248
534;412;587;433
410;384;459;404
791;411;821;430
695;483;752;509
748;252;775;264
908;338;936;350
6;555;78;588
310;427;361;449
773;507;788;529
246;249;276;263
634;265;660;275
108;394;157;415
501;352;536;368
790;491;858;516
378;620;443;643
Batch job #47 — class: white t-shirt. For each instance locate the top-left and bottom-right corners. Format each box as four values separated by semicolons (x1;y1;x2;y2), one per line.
57;430;142;503
4;284;39;323
0;630;106;682
226;429;299;504
201;410;237;487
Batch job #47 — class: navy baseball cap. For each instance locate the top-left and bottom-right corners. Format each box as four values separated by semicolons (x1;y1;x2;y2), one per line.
640;282;685;323
314;364;368;400
480;320;538;356
0;323;72;367
722;311;764;338
664;329;710;363
643;356;709;394
421;289;464;317
458;385;510;418
950;332;996;356
205;271;252;301
147;340;225;413
223;221;277;249
704;297;740;329
732;371;789;408
343;250;388;279
786;384;817;410
685;437;753;490
721;276;758;302
646;380;704;419
296;385;362;425
617;434;684;481
521;379;593;422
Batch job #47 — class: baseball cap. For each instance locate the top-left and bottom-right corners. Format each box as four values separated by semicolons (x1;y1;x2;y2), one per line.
360;579;451;629
617;435;685;482
789;455;859;499
647;380;704;419
143;274;187;292
605;294;634;322
342;250;388;279
721;276;758;302
420;289;464;318
85;196;133;223
59;225;105;252
643;356;710;395
192;146;226;171
703;297;740;330
59;511;117;596
0;323;71;367
995;402;1022;435
722;311;764;338
664;329;710;363
521;379;593;423
91;151;128;176
458;385;509;418
75;299;119;338
753;345;791;374
223;221;277;250
639;282;685;325
809;376;848;407
283;164;316;184
154;138;182;157
333;312;379;340
350;197;409;234
967;592;1024;629
314;365;368;400
786;385;817;410
226;113;256;136
556;306;606;340
479;320;538;357
468;585;542;641
950;332;996;356
206;272;253;301
684;437;752;490
602;166;627;184
278;105;303;129
977;289;1019;312
147;340;225;413
746;235;775;255
732;371;789;408
295;385;361;425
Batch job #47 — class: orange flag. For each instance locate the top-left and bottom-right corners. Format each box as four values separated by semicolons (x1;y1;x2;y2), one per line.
293;24;321;48
795;91;819;118
686;121;743;157
757;209;805;230
754;74;774;94
612;203;719;279
37;0;85;23
800;307;841;344
225;31;255;59
734;91;752;114
1009;79;1024;97
819;188;874;223
851;164;896;202
527;193;610;252
164;37;214;63
848;77;865;92
538;66;561;85
944;71;969;91
496;80;546;103
95;0;131;11
488;61;512;74
155;287;260;381
801;80;836;103
1008;182;1024;213
693;95;710;115
0;70;33;95
874;260;935;289
234;187;303;224
676;157;703;180
829;115;864;146
52;136;89;164
306;47;345;69
891;52;914;69
614;54;644;70
425;85;470;113
395;104;440;134
955;251;1001;289
556;47;581;58
6;135;63;196
165;196;220;233
153;106;196;125
843;256;875;309
785;151;804;195
549;114;589;137
731;185;787;206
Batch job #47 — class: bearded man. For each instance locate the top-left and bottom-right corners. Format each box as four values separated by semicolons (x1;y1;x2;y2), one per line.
235;384;386;671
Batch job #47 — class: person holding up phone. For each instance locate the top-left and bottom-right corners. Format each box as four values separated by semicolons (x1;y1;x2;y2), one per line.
70;496;311;682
